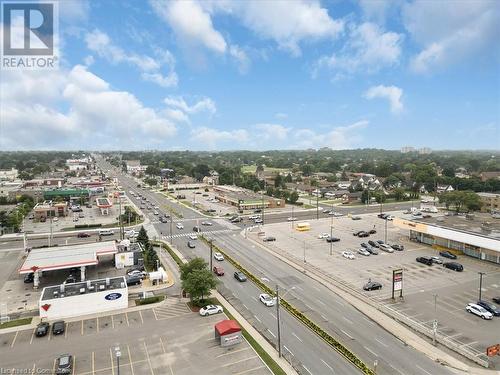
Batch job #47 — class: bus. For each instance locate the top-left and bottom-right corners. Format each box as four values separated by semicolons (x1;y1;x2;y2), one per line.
295;222;311;231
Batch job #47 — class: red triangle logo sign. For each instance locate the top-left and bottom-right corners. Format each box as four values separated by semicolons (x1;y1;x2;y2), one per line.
41;304;51;311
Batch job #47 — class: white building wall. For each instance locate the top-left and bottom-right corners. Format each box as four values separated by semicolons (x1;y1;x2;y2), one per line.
39;285;128;320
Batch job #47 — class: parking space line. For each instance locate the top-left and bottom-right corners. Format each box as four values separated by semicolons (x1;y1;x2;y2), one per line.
416;365;433;375
81;320;84;335
92;351;95;375
29;328;35;345
221;355;258;367
160;337;166;353
109;347;115;375
233;366;266;375
364;346;378;357
48;327;52;341
143;341;155;375
111;315;115;329
254;315;261;323
375;338;388;347
139;310;144;324
72;356;76;375
216;347;250;358
52;359;56;374
267;329;276;338
10;331;18;348
65;323;68;339
125;312;130;326
302;365;313;375
340;329;353;340
153;308;158;320
96;317;99;333
321;359;334;372
127;344;135;375
292;332;303;343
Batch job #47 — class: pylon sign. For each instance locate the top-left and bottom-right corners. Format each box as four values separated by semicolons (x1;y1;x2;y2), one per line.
392;269;403;299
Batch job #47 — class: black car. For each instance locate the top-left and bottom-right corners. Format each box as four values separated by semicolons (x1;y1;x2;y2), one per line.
52;321;65;335
493;297;500;304
326;237;340;243
160;217;168;223
234;271;247;282
369;229;377;234
439;251;457;259
360;243;369;248
443;262;463;272
358;231;370;238
391;244;404;251
416;256;433;266
368;240;379;248
378;213;388;219
126;275;142;286
187;241;196;248
35;322;50;337
24;273;34;283
55;354;73;375
263;236;276;242
353;231;363;236
477;301;500;316
376;240;385;245
193;226;201;232
365;246;378;255
363;281;382;291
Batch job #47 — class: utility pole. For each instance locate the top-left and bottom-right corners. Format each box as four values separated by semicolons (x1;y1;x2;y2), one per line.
49;217;53;247
209;238;214;270
433;294;438;346
276;285;282;357
170;216;173;245
316;192;319;220
384;217;388;243
330;225;333;256
478;272;486;301
303;240;306;264
118;197;123;240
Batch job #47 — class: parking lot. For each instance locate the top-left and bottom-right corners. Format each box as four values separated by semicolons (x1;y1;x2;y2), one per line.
0;299;270;375
252;211;500;365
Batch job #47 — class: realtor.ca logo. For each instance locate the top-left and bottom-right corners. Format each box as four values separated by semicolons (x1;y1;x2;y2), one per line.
1;1;59;69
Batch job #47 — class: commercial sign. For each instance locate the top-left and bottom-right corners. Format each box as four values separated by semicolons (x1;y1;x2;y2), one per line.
487;344;499;357
105;293;122;301
392;269;403;299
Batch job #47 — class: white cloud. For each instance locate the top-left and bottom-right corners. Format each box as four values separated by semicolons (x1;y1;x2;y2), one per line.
291;121;369;149
164;96;216;115
190;127;249;149
274;113;288;119
229;45;250;74
315;22;403;76
59;0;90;23
255;124;290;141
85;29;178;87
403;0;499;73
230;0;343;56
83;55;95;66
358;0;397;24
150;0;227;53
0;66;177;150
364;85;403;113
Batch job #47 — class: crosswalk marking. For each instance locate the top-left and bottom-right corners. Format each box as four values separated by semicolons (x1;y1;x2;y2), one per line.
161;228;235;239
153;299;191;320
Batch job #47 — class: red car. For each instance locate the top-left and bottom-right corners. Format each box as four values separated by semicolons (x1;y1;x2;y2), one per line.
213;266;224;276
77;232;91;238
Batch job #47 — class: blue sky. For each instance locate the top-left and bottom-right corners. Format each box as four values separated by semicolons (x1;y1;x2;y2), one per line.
1;0;499;150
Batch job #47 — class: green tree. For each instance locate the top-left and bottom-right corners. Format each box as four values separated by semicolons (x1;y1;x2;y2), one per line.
301;164;313;177
288;191;299;204
393;188;406;201
144;177;157;186
284;173;293;183
180;257;207;281
137;226;149;247
182;268;218;303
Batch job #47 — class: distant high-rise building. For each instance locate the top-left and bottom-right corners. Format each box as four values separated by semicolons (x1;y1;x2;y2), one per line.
419;147;432;154
401;146;415;153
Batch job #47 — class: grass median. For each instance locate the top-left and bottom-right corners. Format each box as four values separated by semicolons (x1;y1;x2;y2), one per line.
0;317;32;329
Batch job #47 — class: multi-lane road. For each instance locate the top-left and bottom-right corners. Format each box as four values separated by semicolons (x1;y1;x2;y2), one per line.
95;157;454;375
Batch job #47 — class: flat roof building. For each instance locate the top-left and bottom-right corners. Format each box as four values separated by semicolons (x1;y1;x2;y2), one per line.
213;185;285;210
477;192;500;213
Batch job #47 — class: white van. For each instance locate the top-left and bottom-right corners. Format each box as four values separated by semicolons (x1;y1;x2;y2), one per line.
99;229;114;236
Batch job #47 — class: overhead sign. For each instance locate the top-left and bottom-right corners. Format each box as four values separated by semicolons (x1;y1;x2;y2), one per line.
105;293;122;301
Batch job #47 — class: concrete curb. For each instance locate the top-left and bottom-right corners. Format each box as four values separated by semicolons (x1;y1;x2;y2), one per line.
242;231;498;375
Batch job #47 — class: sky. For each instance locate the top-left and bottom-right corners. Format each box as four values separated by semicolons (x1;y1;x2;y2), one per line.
1;0;499;151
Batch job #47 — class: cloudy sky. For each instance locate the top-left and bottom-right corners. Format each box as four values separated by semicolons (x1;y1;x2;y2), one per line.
1;0;499;150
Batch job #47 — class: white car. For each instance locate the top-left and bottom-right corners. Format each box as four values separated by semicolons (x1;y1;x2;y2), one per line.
318;233;329;239
201;221;213;226
357;248;371;256
176;223;184;229
154;205;159;209
199;304;223;316
379;244;394;253
287;217;297;221
125;230;138;238
259;293;277;307
254;218;263;224
248;215;259;220
342;251;356;260
431;256;443;264
466;303;493;320
153;211;159;215
213;252;224;261
189;234;197;240
329;212;344;217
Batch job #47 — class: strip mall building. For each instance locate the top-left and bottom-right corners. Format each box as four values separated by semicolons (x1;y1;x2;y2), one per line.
394;217;500;264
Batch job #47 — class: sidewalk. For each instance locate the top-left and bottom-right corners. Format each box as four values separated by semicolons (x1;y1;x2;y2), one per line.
244;230;499;375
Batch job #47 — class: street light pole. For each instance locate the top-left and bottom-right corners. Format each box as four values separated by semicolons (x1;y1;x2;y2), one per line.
209;239;214;270
432;294;438;346
316;193;319;220
384;217;388;243
276;284;282;357
115;346;121;375
330;225;333;256
478;272;486;301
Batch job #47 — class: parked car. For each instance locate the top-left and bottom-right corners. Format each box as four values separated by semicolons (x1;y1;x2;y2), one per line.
430;256;443;264
322;209;331;214
465;303;493;320
187;241;196;249
326;236;340;243
443;262;463;272
263;236;276;242
351;216;362;220
193;226;201;232
254;218;263;224
357;248;371;256
369;229;377;234
342;251;355;260
358;231;370;238
259;293;277;307
213;266;224;276
213;252;224;261
439;251;457;259
24;273;34;283
416;257;433;266
318;233;329;239
330;212;344;217
52;321;65;335
368;240;379;248
160;217;168;223
125;275;142;286
153;211;159;215
476;301;500;316
201;221;213;226
77;232;91;238
176;223;184;229
493;297;500;304
127;269;147;278
363;281;382;291
55;354;73;375
377;213;388;219
189;234;197;240
391;244;404;251
199;305;223;316
234;271;247;282
35;322;50;337
287;217;297;221
364;245;378;255
379;244;394;253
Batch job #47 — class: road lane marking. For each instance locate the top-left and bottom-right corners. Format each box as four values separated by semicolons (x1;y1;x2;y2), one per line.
316;299;326;306
143;341;155;375
127;344;135;375
375;338;388;347
302;365;313;375
29;329;35;345
416;365;433;375
242;304;248;310
340;329;353;339
267;329;276;338
270;312;276;319
283;345;294;356
321;359;334;372
254;315;261;323
10;331;18;348
291;331;303;342
363;346;378;357
304;303;313;310
343;317;353;324
320;314;328;321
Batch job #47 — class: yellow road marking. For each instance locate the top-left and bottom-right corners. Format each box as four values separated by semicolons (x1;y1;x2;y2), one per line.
10;331;18;348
